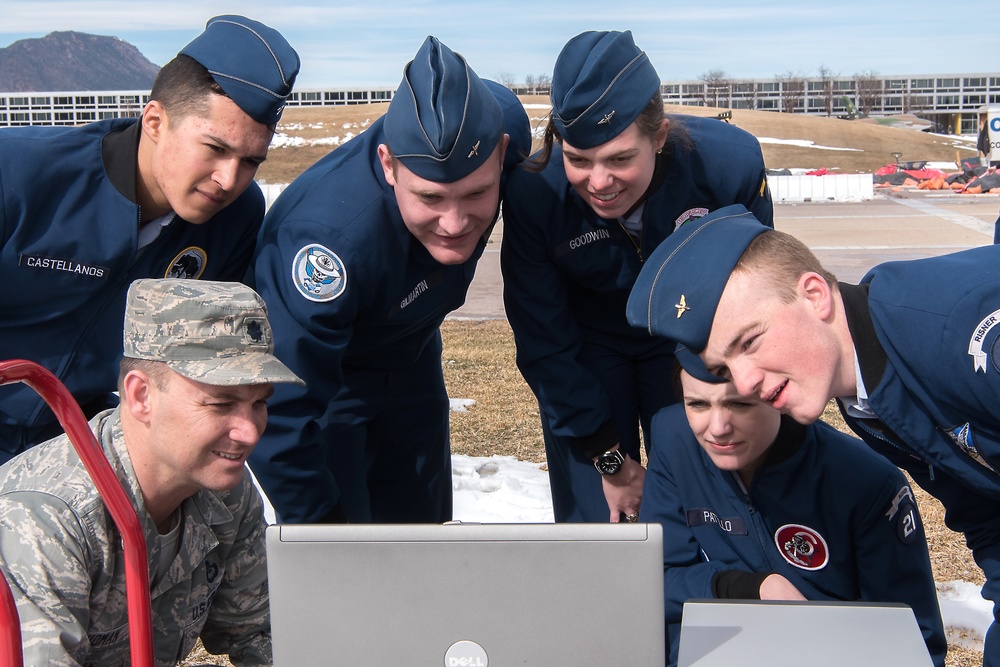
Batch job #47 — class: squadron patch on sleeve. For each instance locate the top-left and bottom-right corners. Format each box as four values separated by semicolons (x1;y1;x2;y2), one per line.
968;308;1000;373
673;207;709;231
292;244;347;302
884;485;919;545
944;422;999;474
773;524;829;571
164;247;207;279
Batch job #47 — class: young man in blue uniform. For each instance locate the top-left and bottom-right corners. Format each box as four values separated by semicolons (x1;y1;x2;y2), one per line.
501;31;772;523
641;359;945;666
246;36;531;524
0;16;299;464
627;203;1000;666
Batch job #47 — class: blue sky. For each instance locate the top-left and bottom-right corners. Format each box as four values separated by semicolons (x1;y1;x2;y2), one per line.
2;1;996;89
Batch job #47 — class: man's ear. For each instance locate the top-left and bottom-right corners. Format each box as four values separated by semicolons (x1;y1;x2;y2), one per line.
120;370;155;425
141;100;166;143
800;272;834;321
376;144;396;186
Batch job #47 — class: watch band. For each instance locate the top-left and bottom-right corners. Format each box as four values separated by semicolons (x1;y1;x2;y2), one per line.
594;449;625;475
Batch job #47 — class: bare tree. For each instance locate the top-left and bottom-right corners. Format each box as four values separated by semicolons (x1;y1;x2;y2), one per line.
536;73;551;95
727;80;758;110
775;71;805;114
494;71;516;89
904;91;926;114
817;65;838;117
524;74;537;95
699;69;730;108
855;70;883;117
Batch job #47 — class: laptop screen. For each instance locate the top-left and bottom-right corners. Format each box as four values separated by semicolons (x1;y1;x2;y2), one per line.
266;522;665;666
678;599;934;667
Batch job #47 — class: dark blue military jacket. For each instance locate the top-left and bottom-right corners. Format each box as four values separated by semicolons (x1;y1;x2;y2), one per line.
501;115;773;456
641;408;946;667
840;248;1000;664
0;119;263;458
246;113;529;522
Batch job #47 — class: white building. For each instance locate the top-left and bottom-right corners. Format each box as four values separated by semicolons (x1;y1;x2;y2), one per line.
4;73;998;135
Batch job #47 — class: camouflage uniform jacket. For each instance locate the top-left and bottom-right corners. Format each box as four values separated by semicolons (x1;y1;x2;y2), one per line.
0;408;271;666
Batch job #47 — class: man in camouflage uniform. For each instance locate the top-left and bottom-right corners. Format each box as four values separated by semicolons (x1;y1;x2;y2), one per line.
0;278;303;666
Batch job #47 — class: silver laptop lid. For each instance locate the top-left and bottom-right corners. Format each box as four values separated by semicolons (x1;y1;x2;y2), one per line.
678;599;934;667
267;522;664;666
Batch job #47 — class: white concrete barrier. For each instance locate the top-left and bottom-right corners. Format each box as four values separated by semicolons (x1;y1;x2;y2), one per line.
263;174;875;210
258;182;290;211
768;173;874;203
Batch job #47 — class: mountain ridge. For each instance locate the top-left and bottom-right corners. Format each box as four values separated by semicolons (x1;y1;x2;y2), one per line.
0;31;160;92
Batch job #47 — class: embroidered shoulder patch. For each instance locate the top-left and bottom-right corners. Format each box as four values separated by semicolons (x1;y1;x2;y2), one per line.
673;207;709;231
945;422;999;474
292;244;347;302
968;308;1000;373
885;485;920;545
164;247;207;279
773;523;829;571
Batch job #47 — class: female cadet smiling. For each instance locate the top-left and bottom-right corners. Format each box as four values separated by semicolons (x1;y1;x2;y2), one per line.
501;30;773;523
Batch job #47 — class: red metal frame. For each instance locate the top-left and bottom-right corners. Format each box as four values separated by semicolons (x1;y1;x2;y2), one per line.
0;571;21;667
0;359;153;667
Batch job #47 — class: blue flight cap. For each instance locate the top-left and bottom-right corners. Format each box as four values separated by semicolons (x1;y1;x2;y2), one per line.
483;79;531;170
551;30;662;149
179;15;299;125
384;36;504;183
674;344;727;384
626;204;770;352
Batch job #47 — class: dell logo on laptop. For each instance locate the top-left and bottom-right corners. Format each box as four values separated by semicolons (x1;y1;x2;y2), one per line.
445;640;488;666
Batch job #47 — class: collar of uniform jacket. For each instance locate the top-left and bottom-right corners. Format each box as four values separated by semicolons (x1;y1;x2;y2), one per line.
101;119;142;205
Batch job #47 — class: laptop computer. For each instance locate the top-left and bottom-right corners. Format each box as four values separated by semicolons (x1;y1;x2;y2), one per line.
266;522;665;666
677;599;934;667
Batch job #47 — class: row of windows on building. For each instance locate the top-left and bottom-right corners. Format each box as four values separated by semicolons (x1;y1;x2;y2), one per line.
656;75;1000;133
662;76;1000;95
2;75;997;129
0;88;395;126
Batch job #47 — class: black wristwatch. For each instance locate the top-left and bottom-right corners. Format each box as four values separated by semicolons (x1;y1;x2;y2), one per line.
594;449;625;475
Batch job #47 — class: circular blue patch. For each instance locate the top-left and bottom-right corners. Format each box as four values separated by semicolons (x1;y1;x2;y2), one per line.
292;244;347;302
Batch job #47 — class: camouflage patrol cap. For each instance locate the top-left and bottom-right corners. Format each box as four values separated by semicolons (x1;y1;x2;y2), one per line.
124;279;304;386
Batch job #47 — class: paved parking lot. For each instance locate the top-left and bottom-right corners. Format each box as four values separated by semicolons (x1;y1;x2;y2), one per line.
451;191;1000;320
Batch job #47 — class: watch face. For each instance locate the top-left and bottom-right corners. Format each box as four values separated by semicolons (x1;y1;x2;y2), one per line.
595;450;623;475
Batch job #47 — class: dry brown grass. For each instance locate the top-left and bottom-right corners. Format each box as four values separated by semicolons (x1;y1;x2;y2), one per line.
257;98;978;185
254;104;387;184
660;103;975;174
442;320;546;462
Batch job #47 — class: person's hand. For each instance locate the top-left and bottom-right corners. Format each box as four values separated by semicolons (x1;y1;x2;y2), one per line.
759;574;807;600
602;455;645;523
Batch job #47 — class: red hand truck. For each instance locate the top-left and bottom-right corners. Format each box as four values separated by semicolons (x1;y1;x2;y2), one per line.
0;359;154;667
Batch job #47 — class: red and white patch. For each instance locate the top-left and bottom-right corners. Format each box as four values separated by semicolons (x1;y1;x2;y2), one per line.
673;207;709;231
773;524;829;571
